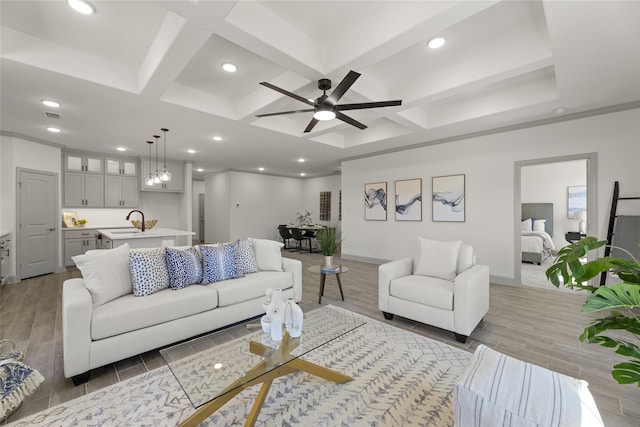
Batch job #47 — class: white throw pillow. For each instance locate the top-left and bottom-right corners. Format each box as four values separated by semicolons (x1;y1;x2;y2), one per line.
533;219;546;232
250;238;284;271
413;237;462;280
72;243;132;307
521;218;533;232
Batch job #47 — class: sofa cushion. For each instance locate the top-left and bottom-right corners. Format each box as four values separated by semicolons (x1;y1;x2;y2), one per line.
207;271;293;307
251;238;284;271
237;239;259;274
129;248;170;297
390;275;454;310
457;243;475;274
200;241;244;284
91;285;219;340
72;243;132;307
413;237;461;280
454;345;604;427
165;247;203;289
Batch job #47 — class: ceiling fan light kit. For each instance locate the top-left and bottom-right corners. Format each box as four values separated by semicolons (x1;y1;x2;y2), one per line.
257;70;402;133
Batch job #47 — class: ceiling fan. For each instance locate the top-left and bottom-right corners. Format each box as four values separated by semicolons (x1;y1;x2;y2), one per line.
256;70;402;133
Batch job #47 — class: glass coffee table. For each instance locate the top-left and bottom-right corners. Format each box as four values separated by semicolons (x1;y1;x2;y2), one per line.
160;306;365;427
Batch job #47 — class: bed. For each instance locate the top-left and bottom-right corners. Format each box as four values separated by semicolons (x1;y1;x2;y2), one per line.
521;203;556;265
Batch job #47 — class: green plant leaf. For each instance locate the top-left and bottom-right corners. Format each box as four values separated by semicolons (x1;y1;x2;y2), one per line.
611;361;640;386
582;283;640;312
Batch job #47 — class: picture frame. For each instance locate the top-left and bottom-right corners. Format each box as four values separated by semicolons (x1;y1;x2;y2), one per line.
432;174;465;222
364;182;387;221
62;211;79;228
395;178;422;221
567;185;587;219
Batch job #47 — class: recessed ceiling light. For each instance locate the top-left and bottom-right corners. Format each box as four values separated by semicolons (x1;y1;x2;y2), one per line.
197;168;204;172
553;107;567;114
212;136;222;141
67;0;96;15
427;37;445;49
258;167;265;171
300;173;306;177
116;147;126;152
187;149;196;154
222;63;237;73
47;127;61;133
298;158;305;163
41;99;60;108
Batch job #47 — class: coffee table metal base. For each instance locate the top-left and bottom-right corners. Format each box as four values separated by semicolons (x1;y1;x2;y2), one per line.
179;332;352;427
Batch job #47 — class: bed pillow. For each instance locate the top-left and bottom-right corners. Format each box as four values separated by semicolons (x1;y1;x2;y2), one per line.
237;239;259;274
521;218;533;232
533;219;546;232
165;247;203;290
129;248;170;297
200;241;244;284
251;238;284;271
72;243;132;306
413;237;462;280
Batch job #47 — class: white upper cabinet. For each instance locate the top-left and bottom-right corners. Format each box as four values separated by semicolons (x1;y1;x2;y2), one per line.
65;153;103;173
106;157;138;176
140;159;184;192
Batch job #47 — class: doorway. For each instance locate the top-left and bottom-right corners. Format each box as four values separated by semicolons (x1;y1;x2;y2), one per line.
514;153;597;288
198;193;205;243
17;168;58;279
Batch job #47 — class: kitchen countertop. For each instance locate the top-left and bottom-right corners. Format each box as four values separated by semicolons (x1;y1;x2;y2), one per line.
98;228;195;240
63;226;135;231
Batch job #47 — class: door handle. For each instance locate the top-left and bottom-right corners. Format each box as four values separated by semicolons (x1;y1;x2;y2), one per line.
48;228;56;232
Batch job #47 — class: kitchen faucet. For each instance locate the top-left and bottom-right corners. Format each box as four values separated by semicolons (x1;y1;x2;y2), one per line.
125;210;146;232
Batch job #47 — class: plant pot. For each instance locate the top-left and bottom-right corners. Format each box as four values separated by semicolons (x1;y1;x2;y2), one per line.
324;255;333;267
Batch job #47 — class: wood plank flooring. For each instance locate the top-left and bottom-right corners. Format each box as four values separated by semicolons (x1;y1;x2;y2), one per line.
1;249;639;426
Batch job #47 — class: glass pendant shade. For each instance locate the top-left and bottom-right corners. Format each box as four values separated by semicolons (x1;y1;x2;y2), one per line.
160;169;171;182
146;141;155;186
161;128;172;182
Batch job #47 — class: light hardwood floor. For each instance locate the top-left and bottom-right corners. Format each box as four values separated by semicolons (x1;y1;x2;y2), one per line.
1;249;639;426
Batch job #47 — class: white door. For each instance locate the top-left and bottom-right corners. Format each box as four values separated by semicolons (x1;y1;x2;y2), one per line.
19;169;57;279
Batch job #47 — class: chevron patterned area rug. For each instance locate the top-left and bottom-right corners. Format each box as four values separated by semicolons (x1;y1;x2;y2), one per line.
8;306;470;426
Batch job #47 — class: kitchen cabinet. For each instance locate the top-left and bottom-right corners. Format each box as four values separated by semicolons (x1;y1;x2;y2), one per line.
105;157;137;176
105;175;138;207
64;171;104;207
64;153;103;174
64;229;98;266
140;159;184;192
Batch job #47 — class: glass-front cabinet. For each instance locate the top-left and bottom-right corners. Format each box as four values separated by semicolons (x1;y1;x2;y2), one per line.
64;153;103;173
106;157;137;176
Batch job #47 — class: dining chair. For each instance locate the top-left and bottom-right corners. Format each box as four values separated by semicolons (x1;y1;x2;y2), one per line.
289;227;311;252
277;225;294;250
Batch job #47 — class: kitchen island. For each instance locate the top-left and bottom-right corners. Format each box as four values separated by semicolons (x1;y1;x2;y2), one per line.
98;228;195;249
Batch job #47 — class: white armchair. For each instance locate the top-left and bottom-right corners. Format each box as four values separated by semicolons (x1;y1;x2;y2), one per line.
378;238;490;343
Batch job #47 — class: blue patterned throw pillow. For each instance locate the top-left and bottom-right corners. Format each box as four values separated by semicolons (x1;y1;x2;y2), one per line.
200;241;244;284
237;239;259;274
129;248;170;297
165;247;203;290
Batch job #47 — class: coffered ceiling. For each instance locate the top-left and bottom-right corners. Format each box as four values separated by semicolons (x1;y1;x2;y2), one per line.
1;1;639;179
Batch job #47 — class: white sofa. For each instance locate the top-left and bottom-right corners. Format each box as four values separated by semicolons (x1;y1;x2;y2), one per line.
378;238;489;343
62;239;302;384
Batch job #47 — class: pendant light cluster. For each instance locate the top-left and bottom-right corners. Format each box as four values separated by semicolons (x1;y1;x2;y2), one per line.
145;128;171;187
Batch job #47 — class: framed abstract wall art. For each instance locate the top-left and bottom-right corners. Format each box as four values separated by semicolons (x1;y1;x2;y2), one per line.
395;178;422;221
432;174;465;222
364;182;387;220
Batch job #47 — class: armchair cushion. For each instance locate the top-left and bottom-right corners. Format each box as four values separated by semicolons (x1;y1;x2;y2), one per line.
390;275;454;310
413;237;461;280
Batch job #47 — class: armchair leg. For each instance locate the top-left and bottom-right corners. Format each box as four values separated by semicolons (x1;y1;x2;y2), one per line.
454;333;468;343
382;311;394;320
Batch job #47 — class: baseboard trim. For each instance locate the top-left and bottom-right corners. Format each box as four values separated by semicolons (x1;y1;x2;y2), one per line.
340;253;387;265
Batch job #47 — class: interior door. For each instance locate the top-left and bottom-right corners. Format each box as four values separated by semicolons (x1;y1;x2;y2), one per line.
199;193;205;243
19;169;57;279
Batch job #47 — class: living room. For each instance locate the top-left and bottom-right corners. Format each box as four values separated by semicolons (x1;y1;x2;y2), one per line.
1;1;640;425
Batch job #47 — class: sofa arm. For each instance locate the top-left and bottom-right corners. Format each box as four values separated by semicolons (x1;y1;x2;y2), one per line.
62;278;93;378
378;257;413;311
453;264;490;336
282;257;302;303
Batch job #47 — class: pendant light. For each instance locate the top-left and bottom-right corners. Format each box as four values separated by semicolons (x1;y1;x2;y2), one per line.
145;141;155;186
153;135;161;184
160;128;171;182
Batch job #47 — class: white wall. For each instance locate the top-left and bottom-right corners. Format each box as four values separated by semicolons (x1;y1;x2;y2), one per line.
204;172;231;243
521;160;586;250
341;109;640;284
302;175;342;225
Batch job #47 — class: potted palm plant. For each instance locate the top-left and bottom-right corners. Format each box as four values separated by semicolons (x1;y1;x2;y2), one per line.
546;236;640;386
315;225;340;266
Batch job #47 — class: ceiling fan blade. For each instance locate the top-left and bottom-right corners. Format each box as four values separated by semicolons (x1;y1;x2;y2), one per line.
259;82;314;106
336;112;367;130
256;109;314;117
303;118;319;133
335;100;402;111
325;70;361;106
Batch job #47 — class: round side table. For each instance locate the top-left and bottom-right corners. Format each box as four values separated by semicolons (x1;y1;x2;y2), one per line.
307;265;349;304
